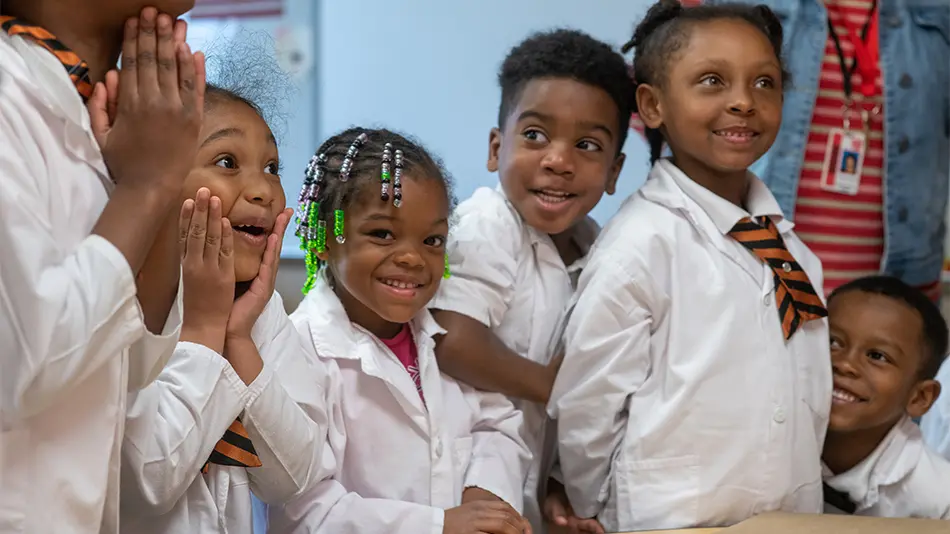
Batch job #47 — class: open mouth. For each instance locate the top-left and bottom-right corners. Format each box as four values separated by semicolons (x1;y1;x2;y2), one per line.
832;387;867;404
531;189;577;204
713;128;759;144
233;224;266;237
378;278;423;290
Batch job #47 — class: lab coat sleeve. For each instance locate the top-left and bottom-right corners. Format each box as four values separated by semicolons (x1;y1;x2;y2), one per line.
461;387;532;511
920;359;950;459
0;98;148;419
548;254;655;519
429;190;522;328
243;293;333;503
127;273;184;391
268;369;444;534
121;341;249;515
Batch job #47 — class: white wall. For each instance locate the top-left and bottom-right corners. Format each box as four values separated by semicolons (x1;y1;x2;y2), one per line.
189;0;655;259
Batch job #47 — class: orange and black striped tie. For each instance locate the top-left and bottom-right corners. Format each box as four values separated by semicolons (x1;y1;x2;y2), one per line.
201;419;262;474
729;216;827;340
0;16;94;101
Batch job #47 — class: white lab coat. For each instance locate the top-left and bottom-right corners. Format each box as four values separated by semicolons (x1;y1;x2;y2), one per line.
268;275;532;534
430;186;595;531
920;358;950;459
0;33;182;533
824;416;950;519
550;160;832;532
119;292;331;533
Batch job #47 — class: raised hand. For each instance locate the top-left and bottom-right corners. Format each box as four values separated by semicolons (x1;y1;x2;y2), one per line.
179;188;235;354
88;7;205;195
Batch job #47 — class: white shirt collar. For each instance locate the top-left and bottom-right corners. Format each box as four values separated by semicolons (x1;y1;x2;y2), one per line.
655;159;789;235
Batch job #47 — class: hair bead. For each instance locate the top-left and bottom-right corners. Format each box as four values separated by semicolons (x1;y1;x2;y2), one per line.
380;143;392;201
334;209;345;244
393;149;404;208
339;132;367;182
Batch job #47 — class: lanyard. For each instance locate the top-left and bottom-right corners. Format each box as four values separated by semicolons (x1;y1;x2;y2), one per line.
826;0;880;101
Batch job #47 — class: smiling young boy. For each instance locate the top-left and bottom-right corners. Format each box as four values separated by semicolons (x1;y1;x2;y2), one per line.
823;276;950;519
429;29;632;532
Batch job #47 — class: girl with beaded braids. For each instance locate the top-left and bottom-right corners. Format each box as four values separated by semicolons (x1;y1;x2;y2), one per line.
272;127;533;534
118;38;333;534
550;0;832;531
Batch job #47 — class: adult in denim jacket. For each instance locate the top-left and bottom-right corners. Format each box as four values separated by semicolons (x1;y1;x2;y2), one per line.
708;0;949;290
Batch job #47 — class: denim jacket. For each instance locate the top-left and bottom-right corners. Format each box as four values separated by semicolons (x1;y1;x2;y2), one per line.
715;0;949;286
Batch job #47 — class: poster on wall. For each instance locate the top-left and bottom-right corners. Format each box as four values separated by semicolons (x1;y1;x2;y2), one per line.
190;0;283;19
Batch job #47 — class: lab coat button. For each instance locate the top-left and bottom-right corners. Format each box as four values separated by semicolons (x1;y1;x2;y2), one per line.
434;438;443;458
773;407;786;424
763;293;772;306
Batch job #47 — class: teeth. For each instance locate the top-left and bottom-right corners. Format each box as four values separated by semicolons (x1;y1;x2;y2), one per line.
832;388;860;403
716;131;755;141
381;279;420;289
535;190;572;203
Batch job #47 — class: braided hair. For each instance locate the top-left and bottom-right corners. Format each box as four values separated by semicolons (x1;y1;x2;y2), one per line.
296;127;456;294
622;0;789;164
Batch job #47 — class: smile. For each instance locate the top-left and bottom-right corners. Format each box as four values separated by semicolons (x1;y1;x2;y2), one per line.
531;189;576;206
376;277;425;299
379;278;422;290
713;129;759;144
832;387;866;404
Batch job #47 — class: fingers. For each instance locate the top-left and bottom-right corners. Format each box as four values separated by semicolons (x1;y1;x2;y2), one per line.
575;519;605;534
156;13;179;96
136;7;159;99
105;69;119;124
173;18;188;46
186;188;210;264
87;82;109;146
179;198;195;260
263;208;292;268
204;196;222;263
119;16;138;101
220;219;235;275
194;51;206;114
177;43;197;115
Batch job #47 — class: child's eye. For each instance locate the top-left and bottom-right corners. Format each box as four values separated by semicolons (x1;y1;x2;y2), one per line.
830;337;842;349
577;140;602;152
754;77;775;89
265;161;280;175
867;350;889;363
424;235;446;248
368;229;394;240
523;129;549;143
699;75;723;86
215;155;237;169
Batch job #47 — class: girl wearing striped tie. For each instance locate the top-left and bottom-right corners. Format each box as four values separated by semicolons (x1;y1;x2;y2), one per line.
109;44;332;534
549;0;833;531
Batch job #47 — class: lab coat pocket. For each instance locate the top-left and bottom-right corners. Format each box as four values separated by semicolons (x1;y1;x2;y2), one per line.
616;454;700;531
453;436;474;503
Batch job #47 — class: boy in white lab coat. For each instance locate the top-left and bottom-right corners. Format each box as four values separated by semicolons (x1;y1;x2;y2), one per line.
429;29;632;534
116;60;332;533
0;3;199;532
822;276;950;520
271;127;532;534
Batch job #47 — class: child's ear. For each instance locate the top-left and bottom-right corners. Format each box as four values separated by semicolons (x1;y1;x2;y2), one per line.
636;84;664;130
487;127;502;173
906;379;941;419
605;152;626;196
313;247;329;263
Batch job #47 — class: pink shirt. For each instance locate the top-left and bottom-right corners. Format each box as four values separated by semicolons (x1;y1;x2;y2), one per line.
381;324;423;401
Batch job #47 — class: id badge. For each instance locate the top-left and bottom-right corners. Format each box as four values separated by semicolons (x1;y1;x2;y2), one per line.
819;128;866;196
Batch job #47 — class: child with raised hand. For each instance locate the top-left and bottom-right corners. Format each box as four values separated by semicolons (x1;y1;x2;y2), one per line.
550;0;832;531
429;29;632;533
0;3;200;531
113;47;332;533
269;127;532;534
822;276;950;519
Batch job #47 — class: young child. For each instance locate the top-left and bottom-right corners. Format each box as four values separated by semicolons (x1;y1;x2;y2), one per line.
822;276;950;519
549;1;832;531
0;3;201;532
268;128;532;534
429;29;632;532
116;61;332;533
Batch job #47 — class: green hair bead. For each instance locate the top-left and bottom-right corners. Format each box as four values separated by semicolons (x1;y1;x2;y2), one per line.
443;253;451;279
334;209;345;244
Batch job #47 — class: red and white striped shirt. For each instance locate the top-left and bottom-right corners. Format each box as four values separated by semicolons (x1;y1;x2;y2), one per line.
792;0;887;297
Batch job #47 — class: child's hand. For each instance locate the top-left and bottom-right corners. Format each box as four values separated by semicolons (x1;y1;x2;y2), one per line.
87;7;205;195
225;208;293;341
180;188;234;354
443;500;532;534
543;479;604;534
